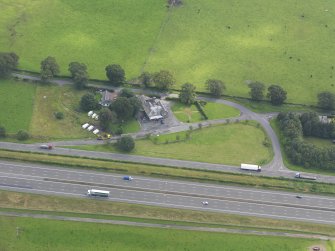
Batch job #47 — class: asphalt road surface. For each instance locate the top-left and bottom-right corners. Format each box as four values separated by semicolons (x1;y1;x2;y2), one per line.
1;160;335;225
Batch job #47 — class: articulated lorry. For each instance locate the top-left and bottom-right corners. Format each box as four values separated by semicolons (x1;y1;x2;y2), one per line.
240;163;261;172
87;189;110;197
294;172;316;180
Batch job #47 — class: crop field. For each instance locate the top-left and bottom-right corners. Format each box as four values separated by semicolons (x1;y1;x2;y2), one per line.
0;216;319;251
0;80;35;133
76;123;273;165
1;0;334;104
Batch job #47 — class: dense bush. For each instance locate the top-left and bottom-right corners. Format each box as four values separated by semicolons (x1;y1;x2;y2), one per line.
17;130;29;141
54;112;64;120
0;125;6;138
194;101;208;120
116;135;135;152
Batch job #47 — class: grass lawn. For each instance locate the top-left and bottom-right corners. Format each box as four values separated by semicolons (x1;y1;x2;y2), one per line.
0;0;166;80
0;215;318;251
77;122;273;166
304;137;334;147
202;101;240;119
0;80;35;133
172;101;240;123
111;118;141;134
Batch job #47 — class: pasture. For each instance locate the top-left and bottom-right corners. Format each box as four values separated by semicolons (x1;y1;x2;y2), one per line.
0;216;318;251
0;80;35;133
0;1;334;105
0;0;165;79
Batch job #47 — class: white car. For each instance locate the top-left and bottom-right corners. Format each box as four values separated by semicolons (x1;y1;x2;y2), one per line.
202;201;209;206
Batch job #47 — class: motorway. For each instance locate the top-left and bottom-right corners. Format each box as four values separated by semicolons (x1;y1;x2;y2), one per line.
1;160;335;225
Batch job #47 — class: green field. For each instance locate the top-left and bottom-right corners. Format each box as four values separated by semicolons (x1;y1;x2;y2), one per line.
1;0;334;105
76;122;273;165
0;215;320;251
0;0;165;80
0;80;35;133
172;101;240;123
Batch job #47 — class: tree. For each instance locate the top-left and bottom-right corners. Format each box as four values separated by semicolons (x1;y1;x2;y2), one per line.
110;97;134;121
317;91;335;111
179;83;196;105
129;96;142;116
0;52;19;78
119;88;134;98
99;108;117;131
205;79;225;97
139;71;153;87
267;84;287;105
0;125;6;138
105;64;125;86
248;81;265;101
17;130;29;141
153;70;175;90
40;56;59;81
80;93;99;112
116;135;135;152
68;62;89;89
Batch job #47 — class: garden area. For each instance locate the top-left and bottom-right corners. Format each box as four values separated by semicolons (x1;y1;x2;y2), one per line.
172;101;240;123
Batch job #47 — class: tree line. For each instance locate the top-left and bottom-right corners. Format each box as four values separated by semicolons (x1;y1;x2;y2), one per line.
277;112;335;170
1;51;335;110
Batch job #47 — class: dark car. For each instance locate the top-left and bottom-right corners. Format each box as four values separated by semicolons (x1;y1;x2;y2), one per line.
123;176;133;181
296;195;302;199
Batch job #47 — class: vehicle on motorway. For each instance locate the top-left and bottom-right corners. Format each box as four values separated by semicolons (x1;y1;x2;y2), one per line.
202;201;209;206
123;176;133;181
87;189;110;197
240;163;261;172
39;144;53;150
296;195;302;199
295;172;316;180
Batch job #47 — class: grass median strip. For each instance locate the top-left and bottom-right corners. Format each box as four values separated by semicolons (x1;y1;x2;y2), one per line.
0;149;335;196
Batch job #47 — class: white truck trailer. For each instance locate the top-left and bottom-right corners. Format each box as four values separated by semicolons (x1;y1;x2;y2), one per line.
240;163;261;172
87;189;110;197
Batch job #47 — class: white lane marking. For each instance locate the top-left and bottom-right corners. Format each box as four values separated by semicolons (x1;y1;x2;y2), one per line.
1;161;335;202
